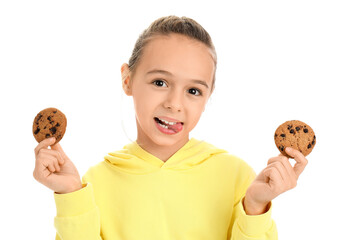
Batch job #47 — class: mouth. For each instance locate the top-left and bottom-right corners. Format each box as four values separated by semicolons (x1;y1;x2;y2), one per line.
154;117;184;134
154;117;184;125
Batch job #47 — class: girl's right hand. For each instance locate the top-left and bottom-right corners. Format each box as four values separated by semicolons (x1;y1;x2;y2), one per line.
33;137;82;194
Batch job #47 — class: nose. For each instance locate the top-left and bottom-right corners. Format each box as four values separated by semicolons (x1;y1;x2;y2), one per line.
163;89;183;112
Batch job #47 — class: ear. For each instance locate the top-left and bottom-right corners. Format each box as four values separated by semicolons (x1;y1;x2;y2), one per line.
121;63;132;96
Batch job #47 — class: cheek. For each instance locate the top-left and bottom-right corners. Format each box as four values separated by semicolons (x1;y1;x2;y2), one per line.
132;89;158;119
186;102;206;126
134;98;151;120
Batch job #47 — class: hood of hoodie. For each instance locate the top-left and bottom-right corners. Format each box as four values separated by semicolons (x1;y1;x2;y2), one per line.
104;138;228;174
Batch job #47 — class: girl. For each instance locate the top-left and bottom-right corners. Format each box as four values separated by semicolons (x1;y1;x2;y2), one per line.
33;16;307;240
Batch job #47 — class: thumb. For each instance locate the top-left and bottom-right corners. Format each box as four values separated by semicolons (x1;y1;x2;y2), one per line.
35;137;56;156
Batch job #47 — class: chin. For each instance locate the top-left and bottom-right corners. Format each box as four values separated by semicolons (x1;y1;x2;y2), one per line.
151;134;184;146
149;128;189;147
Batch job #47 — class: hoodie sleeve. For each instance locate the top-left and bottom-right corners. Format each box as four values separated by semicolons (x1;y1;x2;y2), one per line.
53;183;102;240
229;168;278;240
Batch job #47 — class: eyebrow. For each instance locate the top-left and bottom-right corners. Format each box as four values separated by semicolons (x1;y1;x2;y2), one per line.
146;69;209;89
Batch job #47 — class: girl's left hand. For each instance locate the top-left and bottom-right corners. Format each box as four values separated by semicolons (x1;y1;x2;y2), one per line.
243;147;308;215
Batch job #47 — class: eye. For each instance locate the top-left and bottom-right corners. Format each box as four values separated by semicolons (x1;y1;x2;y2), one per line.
152;79;167;87
188;88;202;96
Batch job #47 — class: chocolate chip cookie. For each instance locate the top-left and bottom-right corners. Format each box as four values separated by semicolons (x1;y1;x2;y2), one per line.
274;120;316;157
33;107;67;144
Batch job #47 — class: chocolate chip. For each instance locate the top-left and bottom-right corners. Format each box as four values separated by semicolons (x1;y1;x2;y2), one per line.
49;127;57;134
280;134;286;137
279;145;284;151
290;129;295;134
312;140;315;145
275;134;278;137
287;125;292;130
34;127;40;135
56;123;60;127
296;126;300;131
304;128;308;133
53;110;57;114
47;116;52;121
314;135;316;140
308;143;312;149
45;134;50;138
35;114;42;124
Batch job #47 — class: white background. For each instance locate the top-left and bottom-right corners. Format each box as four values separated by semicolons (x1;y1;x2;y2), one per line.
1;0;346;239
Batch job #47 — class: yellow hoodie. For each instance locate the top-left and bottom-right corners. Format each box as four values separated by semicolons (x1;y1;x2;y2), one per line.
54;138;278;240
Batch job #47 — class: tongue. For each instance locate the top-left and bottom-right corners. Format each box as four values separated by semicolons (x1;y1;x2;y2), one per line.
168;122;183;132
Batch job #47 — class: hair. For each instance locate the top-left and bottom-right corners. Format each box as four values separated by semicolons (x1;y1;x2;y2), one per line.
127;15;217;93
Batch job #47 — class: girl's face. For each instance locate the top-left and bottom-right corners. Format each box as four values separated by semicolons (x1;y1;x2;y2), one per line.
122;33;215;148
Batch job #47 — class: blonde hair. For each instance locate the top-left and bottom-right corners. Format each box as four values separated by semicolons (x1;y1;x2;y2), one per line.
128;15;217;93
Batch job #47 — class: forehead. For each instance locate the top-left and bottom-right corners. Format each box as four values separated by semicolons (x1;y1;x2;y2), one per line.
136;34;215;83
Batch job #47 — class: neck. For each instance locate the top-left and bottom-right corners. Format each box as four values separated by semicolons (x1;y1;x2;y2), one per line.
135;121;189;162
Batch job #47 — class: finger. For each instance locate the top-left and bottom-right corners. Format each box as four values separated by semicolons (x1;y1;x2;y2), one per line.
268;156;298;182
268;155;288;165
51;142;68;160
38;148;64;165
280;158;298;186
267;161;288;183
35;137;56;156
285;147;308;178
42;156;57;172
40;151;61;172
267;160;298;192
54;159;60;172
263;167;285;192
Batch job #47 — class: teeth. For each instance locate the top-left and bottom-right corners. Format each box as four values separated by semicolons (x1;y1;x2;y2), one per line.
158;122;168;129
158;118;177;125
